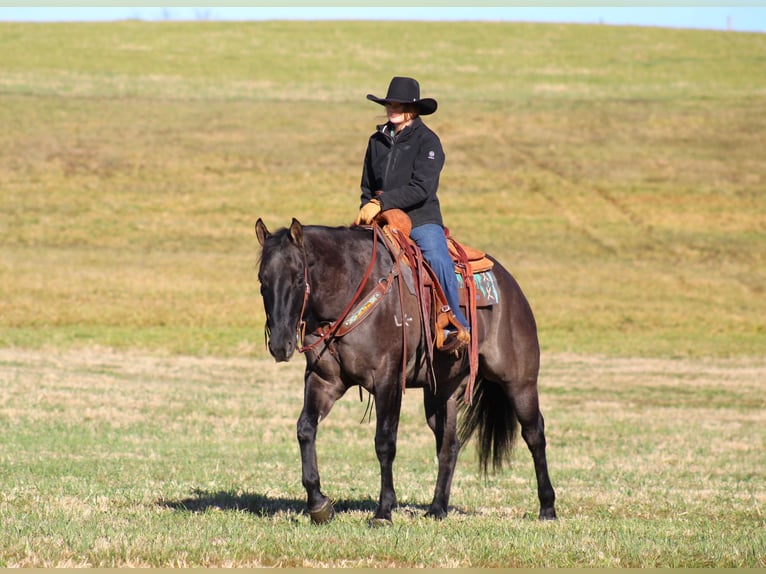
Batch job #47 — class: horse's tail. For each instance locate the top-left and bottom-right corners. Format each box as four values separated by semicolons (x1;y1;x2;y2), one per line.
458;377;518;476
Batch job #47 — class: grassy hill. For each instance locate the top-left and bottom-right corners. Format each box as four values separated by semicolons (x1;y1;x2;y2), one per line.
1;21;764;358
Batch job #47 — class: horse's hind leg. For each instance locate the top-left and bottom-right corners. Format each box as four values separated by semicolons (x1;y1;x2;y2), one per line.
423;389;459;519
297;371;345;524
513;382;557;520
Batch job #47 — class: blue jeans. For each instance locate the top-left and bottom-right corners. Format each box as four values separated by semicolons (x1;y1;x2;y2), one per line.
410;224;470;330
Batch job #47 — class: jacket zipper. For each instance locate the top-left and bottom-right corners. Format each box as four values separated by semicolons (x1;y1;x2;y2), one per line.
382;124;396;190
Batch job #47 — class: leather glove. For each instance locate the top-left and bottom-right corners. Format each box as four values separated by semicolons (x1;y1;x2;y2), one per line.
354;199;381;225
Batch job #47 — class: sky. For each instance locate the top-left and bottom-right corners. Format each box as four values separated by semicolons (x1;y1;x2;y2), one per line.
0;6;765;33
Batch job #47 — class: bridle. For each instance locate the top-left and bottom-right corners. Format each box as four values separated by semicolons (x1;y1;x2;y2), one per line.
263;222;447;399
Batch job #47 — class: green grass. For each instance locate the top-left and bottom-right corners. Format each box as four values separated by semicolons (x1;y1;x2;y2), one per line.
0;348;763;567
0;20;764;567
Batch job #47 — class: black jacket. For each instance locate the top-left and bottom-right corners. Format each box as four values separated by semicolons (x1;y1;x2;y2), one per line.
360;116;445;229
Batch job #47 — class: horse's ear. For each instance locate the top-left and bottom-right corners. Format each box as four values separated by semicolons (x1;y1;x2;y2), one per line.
255;218;271;246
289;218;304;247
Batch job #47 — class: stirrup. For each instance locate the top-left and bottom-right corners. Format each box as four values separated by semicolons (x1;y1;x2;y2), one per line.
437;326;470;353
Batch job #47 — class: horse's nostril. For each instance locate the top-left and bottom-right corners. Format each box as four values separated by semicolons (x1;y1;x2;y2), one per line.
268;339;295;363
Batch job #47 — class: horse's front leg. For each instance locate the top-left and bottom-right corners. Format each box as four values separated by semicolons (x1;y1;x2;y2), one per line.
423;389;460;519
297;369;345;524
370;382;403;525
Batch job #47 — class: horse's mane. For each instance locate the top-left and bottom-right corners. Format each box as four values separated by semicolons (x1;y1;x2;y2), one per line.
258;224;375;267
268;224;367;238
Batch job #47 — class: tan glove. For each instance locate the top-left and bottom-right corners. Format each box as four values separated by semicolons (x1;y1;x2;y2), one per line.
354;199;381;225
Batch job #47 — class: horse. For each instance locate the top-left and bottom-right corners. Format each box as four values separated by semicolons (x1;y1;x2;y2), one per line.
255;218;556;525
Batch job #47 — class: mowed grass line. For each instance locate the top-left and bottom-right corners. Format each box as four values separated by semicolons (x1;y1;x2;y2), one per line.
0;348;763;567
0;22;764;357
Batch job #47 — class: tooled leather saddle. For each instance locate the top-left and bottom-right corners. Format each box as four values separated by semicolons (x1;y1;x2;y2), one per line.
374;209;496;402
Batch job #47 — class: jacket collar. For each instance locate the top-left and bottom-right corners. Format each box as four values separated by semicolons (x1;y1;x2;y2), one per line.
378;116;423;141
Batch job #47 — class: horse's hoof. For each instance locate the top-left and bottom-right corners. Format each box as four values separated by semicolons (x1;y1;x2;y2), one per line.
539;508;557;521
368;517;393;528
425;508;447;520
309;499;335;524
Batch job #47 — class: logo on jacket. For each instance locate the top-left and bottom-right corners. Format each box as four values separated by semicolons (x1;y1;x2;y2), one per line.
427;150;436;160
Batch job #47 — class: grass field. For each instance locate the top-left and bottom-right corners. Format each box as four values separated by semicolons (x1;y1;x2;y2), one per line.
1;347;763;567
1;20;764;358
0;20;764;567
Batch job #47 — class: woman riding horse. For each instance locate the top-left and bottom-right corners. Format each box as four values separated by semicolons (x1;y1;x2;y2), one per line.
256;218;557;525
355;76;470;353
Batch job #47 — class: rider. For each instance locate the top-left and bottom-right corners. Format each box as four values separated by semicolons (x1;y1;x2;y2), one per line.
354;76;470;352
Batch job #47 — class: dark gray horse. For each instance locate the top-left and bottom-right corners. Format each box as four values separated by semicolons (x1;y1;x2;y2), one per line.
255;218;556;525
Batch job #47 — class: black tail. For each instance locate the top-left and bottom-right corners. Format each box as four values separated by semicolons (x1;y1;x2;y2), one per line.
458;377;518;476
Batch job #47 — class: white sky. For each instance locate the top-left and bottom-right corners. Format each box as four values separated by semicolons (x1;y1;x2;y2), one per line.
0;7;765;33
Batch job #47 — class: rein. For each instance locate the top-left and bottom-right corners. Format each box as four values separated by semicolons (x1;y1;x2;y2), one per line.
296;226;381;354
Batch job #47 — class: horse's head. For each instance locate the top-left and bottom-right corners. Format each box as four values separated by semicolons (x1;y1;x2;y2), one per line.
255;218;308;362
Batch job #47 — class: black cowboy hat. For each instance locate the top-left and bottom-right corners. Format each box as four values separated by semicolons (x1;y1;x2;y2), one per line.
366;76;438;116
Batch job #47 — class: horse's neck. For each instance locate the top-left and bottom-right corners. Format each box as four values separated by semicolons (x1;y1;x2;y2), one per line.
304;230;384;322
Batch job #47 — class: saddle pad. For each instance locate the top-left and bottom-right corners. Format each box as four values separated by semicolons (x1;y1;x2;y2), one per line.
456;269;499;308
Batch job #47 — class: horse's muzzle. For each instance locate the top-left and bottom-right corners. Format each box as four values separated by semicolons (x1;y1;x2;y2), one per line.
268;338;295;363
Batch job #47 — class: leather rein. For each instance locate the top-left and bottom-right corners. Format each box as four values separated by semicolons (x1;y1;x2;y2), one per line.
291;224;411;395
295;224;383;354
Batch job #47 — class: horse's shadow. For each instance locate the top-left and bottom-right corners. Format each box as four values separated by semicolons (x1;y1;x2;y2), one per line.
159;488;441;519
